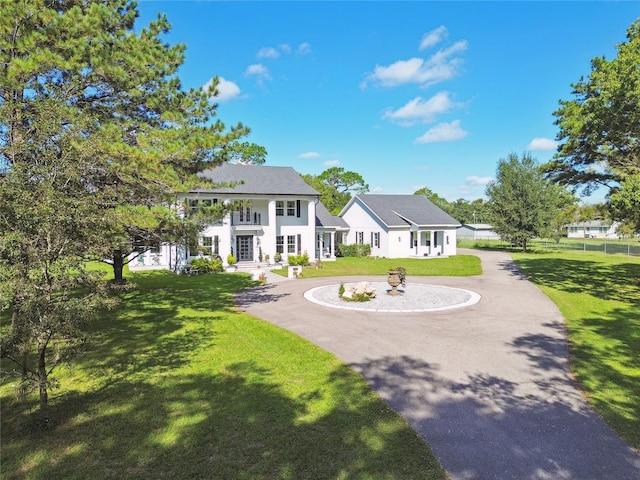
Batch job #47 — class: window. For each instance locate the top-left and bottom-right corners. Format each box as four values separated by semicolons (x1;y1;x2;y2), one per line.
287;201;295;216
239;205;251;223
187;238;198;257
150;243;161;254
276;201;284;216
201;199;212;208
371;232;380;248
188;199;198;215
276;236;284;254
356;232;364;244
202;236;213;255
287;235;296;253
213;235;220;254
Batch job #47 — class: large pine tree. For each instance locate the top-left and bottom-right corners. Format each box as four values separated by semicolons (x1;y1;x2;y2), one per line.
0;0;263;412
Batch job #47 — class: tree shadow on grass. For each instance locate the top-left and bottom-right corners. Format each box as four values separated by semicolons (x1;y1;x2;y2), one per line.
513;257;640;303
568;305;640;448
1;362;446;480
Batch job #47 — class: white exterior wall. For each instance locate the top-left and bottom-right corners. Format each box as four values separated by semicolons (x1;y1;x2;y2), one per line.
340;199;458;258
340;202;389;256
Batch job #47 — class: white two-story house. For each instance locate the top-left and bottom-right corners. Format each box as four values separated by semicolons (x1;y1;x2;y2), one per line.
131;164;324;270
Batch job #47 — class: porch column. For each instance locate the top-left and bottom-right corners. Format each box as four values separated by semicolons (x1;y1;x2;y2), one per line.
267;199;276;262
222;199;232;260
330;232;335;257
307;200;317;261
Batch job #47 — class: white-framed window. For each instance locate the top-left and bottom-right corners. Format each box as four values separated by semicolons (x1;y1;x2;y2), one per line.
239;205;251;223
356;232;364;244
287;200;295;216
276;201;284;216
188;199;199;215
371;232;380;248
202;236;213;255
287;235;296;254
276;236;284;254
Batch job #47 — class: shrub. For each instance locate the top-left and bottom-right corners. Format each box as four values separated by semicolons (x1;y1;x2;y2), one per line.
287;253;310;266
226;254;237;265
190;257;223;273
337;243;371;257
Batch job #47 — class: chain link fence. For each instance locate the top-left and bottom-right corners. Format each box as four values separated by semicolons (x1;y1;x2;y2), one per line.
533;239;640;257
458;237;640;257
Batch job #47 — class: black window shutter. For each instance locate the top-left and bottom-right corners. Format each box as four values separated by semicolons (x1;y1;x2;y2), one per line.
296;200;301;217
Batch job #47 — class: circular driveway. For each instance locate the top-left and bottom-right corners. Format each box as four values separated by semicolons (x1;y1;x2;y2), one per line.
234;249;640;480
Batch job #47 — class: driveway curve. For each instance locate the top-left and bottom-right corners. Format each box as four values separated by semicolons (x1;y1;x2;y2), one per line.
234;249;640;480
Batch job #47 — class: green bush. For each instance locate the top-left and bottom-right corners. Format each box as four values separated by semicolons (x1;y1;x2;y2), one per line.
337;243;371;257
287;253;310;266
190;257;223;273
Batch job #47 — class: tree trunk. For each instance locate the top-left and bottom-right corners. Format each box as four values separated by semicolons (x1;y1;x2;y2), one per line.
112;249;125;284
37;340;48;413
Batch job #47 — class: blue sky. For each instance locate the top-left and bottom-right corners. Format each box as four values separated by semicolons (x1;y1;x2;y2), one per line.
137;1;639;203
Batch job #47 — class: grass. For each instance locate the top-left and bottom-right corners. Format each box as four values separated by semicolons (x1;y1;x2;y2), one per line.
1;270;447;480
274;254;482;278
511;251;640;449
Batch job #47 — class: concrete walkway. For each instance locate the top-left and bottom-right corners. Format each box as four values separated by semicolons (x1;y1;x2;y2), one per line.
234;250;640;480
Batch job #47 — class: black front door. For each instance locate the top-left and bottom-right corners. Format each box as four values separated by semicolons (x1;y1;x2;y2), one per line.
236;235;253;261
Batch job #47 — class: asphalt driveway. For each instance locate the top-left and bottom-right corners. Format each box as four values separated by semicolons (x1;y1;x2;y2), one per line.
234;249;640;480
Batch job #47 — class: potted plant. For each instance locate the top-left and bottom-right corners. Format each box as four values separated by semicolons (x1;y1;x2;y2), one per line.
274;252;282;263
264;254;270;265
226;253;237;272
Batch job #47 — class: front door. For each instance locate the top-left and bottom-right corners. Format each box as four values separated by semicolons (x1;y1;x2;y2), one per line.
236;235;253;262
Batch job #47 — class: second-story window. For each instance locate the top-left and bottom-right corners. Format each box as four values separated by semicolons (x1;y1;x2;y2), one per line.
287;200;295;216
276;201;284;216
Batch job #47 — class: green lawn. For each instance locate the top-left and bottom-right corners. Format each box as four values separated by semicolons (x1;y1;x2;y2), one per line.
274;254;481;278
1;271;447;480
511;251;640;449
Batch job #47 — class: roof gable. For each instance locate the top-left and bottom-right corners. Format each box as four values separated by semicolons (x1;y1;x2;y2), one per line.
194;164;319;196
347;194;460;227
316;202;349;228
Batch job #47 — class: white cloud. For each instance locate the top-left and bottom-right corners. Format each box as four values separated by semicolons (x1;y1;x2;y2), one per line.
465;175;493;186
299;152;320;159
323;159;341;167
202;77;241;102
363;40;467;88
371;185;384;193
414;120;468;144
383;92;460;125
528;137;558;151
245;63;271;83
297;42;312;55
257;47;280;59
419;25;447;50
279;43;292;54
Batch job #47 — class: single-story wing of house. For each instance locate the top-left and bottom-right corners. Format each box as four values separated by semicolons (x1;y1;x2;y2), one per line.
339;194;461;258
566;220;620;239
457;223;501;241
315;202;349;259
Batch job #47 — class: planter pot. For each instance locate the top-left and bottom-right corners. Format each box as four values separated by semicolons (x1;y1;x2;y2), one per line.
387;271;401;296
226;265;238;272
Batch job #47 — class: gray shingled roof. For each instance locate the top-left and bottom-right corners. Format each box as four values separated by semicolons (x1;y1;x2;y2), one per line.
194;164;319;196
316;202;349;228
351;194;460;227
